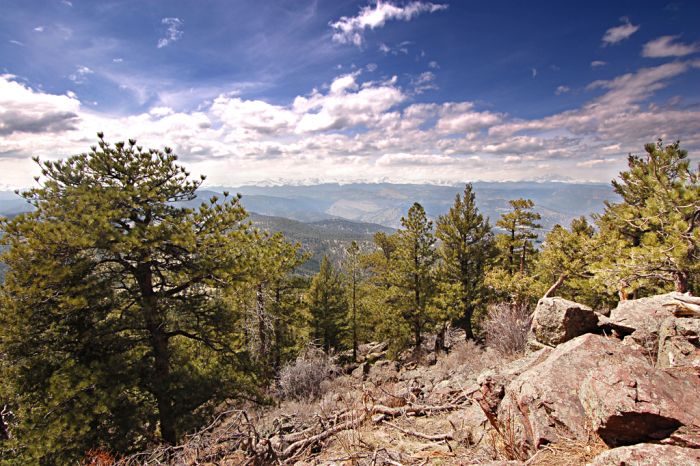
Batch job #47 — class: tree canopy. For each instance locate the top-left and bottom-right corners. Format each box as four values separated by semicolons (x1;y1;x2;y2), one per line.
0;135;266;462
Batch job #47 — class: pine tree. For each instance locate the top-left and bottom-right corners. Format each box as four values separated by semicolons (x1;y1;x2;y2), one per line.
593;140;700;296
435;184;494;340
487;199;543;306
0;135;260;462
495;199;541;275
392;203;436;349
536;217;597;303
307;256;347;351
344;241;363;360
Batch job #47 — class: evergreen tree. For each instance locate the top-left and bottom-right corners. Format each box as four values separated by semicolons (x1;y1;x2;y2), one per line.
495;199;541;274
535;217;598;304
307;256;347;351
391;203;436;349
0;135;259;463
593;140;700;296
435;184;494;339
344;241;363;360
487;199;543;306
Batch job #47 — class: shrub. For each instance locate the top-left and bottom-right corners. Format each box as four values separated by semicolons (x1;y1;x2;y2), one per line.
277;347;339;401
483;303;532;356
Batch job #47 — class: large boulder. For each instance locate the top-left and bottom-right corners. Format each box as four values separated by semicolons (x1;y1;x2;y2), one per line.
527;297;598;349
475;347;552;416
657;317;700;369
587;444;700;466
579;360;700;446
498;334;648;450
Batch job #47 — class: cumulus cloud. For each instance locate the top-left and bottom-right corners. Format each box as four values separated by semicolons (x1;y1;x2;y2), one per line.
602;17;639;45
591;60;607;68
642;35;699;58
34;26;44;32
411;71;438;94
68;66;94;84
2;57;699;186
158;17;184;48
330;1;447;46
0;75;81;137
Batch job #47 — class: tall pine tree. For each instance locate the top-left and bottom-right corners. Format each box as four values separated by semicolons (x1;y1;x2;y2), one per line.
307;256;347;351
435;184;494;339
0;135;260;463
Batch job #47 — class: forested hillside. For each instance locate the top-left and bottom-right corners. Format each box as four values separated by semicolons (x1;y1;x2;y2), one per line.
0;137;698;464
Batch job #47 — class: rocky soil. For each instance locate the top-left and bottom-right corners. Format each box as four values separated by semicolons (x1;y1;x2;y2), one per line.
122;292;700;465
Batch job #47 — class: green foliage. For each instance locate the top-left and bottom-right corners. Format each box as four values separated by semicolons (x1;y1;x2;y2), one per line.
389;203;437;348
495;198;542;275
488;199;542;306
434;184;495;339
535;217;602;306
307;256;347;351
592;140;700;296
0;135;261;463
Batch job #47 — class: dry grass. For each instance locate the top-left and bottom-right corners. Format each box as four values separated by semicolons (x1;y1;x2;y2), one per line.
527;428;608;466
277;346;339;401
483;303;532;357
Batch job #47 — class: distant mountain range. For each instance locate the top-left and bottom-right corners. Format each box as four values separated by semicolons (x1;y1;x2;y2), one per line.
211;181;617;231
0;182;617;274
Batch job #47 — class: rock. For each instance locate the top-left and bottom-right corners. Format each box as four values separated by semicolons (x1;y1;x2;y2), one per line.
498;334;648;450
587;444;700;466
528;297;598;348
657;317;700;369
475;347;552;416
603;293;681;336
579;359;700;446
660;425;700;449
351;362;368;379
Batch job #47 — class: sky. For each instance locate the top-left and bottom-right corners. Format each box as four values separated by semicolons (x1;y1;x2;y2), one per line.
1;0;699;188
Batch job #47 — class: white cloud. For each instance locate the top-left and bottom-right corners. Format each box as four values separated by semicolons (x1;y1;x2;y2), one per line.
411;71;437;94
113;58;123;63
531;68;537;78
61;0;72;6
1;58;699;187
602;18;639;45
366;63;378;72
591;60;607;68
157;17;184;48
330;1;447;46
642;35;699;58
576;158;616;168
428;61;439;69
34;26;44;32
555;85;570;95
68;66;94;84
9;40;25;46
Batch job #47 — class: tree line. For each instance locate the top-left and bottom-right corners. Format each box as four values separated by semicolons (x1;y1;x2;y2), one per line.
0;136;697;463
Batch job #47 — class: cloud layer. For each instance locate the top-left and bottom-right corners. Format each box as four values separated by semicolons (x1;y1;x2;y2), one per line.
331;1;447;46
1;55;699;188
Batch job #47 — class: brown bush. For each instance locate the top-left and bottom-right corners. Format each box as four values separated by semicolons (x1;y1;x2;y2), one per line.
277;346;339;401
483;302;532;356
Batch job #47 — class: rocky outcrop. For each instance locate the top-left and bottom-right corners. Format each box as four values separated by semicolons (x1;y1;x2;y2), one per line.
475;347;552;416
657;317;700;369
527;297;599;349
588;443;700;466
498;334;648;449
580;360;700;446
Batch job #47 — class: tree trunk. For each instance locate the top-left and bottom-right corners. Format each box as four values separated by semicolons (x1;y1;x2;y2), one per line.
352;273;357;361
463;302;475;340
675;271;689;293
137;263;177;445
543;273;567;299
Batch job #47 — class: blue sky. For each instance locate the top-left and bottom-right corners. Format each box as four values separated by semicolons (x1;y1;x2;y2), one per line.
1;0;699;187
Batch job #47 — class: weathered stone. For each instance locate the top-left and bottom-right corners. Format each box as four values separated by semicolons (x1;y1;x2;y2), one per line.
498;334;648;450
475;347;552;415
657;317;700;369
604;293;681;335
587;443;700;466
579;360;700;446
527;297;598;348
